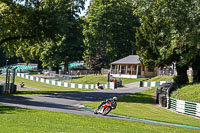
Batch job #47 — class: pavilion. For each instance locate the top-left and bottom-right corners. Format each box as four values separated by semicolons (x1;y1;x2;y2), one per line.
110;55;157;78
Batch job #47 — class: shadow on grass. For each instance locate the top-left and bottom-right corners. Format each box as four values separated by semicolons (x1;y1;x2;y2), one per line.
0;94;99;113
118;93;154;104
0;105;34;114
72;76;84;79
15;90;83;95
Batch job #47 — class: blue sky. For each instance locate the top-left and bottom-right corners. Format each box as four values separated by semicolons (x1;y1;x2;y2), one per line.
80;0;90;16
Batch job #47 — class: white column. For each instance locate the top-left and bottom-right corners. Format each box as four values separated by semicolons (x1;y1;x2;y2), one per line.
126;65;128;74
120;65;122;74
116;65;119;74
131;65;133;75
136;65;139;76
110;64;112;73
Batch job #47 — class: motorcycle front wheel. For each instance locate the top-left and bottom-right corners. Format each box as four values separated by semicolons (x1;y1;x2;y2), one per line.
102;106;111;116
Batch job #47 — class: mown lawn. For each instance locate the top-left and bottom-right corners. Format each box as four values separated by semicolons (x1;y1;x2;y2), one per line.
120;78;147;86
171;83;200;103
145;76;174;82
84;87;200;127
0;105;198;133
71;74;146;85
71;75;108;84
0;75;93;95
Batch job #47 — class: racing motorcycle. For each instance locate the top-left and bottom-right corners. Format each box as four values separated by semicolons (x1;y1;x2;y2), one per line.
20;81;24;88
94;100;117;116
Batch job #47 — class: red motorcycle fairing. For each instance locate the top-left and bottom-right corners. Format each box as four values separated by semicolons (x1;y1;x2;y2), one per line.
100;102;112;110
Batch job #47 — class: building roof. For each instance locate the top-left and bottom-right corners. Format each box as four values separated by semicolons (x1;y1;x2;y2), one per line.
111;55;141;65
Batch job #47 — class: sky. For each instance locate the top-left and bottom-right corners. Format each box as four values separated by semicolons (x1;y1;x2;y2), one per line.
80;0;90;16
17;0;90;16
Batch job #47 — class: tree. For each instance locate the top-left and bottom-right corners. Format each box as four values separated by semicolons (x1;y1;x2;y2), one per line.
83;0;139;73
28;19;84;73
0;0;85;70
133;0;200;85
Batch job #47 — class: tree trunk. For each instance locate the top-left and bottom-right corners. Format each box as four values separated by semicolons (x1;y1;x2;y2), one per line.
192;57;200;83
174;64;189;86
64;60;69;74
55;64;60;74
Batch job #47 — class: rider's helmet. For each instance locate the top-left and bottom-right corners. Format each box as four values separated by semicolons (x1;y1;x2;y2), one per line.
113;96;117;101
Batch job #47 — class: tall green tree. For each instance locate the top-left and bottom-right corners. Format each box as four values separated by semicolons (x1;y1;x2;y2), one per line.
83;0;139;73
0;0;85;70
27;19;84;73
134;0;200;85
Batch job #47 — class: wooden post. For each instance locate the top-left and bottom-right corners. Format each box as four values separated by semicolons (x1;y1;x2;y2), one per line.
126;65;128;74
110;64;112;74
131;65;133;75
119;65;122;74
136;64;139;76
116;65;119;74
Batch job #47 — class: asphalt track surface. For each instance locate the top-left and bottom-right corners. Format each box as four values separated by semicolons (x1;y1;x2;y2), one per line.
0;82;200;130
0;82;147;115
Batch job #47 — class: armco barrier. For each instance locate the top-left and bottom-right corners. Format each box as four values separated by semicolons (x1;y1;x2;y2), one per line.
17;73;114;89
140;81;173;87
168;97;200;118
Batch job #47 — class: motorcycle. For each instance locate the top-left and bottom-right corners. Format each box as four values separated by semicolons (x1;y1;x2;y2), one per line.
20;82;24;88
94;100;117;116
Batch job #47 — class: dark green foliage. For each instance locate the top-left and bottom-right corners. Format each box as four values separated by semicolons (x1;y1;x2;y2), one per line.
134;0;200;85
83;0;139;71
0;0;85;69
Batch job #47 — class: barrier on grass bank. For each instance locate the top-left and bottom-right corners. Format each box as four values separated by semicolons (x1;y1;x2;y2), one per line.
16;73;115;89
168;97;200;118
140;81;173;87
156;82;200;118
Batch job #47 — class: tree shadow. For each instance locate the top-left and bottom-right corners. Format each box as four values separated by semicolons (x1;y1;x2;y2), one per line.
15;90;84;95
0;104;35;114
0;95;89;114
72;76;84;79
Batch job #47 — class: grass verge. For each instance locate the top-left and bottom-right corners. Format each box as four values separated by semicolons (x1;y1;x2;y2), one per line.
145;76;174;82
71;75;146;85
84;87;200;127
0;104;198;133
171;83;200;103
0;75;94;95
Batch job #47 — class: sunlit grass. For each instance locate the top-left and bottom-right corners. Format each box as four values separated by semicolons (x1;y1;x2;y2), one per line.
0;75;94;95
84;87;200;127
0;105;198;133
145;76;174;82
71;74;147;85
171;83;200;103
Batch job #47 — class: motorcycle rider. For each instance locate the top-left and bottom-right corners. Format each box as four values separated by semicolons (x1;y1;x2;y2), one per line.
20;81;24;88
94;96;117;114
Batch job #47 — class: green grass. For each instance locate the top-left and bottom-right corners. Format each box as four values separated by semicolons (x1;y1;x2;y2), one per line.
171;83;200;103
84;87;200;127
145;76;174;82
71;74;147;85
0;105;198;133
71;75;108;84
0;75;94;95
120;78;147;86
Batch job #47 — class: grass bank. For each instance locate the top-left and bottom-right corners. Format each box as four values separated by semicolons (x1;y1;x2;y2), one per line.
145;76;174;82
0;75;93;95
84;87;200;127
71;75;146;85
0;105;198;133
171;83;200;103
